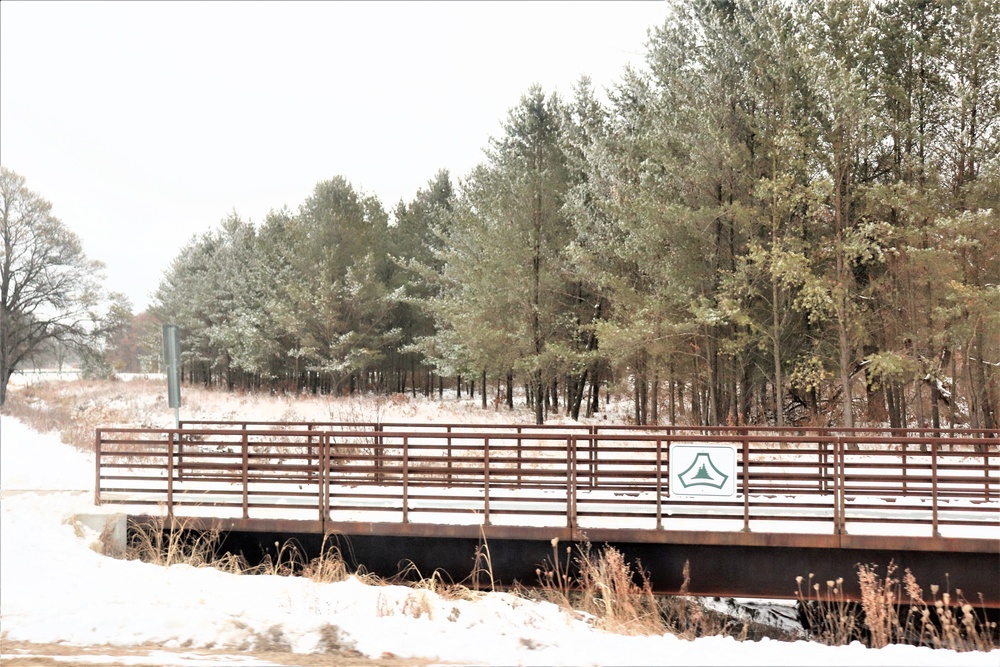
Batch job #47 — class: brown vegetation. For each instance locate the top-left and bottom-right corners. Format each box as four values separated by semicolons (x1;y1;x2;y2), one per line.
796;562;997;652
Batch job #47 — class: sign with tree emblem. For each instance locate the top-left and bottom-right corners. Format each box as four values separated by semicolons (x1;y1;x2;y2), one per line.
669;444;737;497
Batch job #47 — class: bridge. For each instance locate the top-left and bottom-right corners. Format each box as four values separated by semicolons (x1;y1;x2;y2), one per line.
94;422;1000;606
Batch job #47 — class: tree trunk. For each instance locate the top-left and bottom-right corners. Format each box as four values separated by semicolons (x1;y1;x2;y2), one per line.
633;373;641;425
975;329;998;430
669;376;676;425
836;291;854;428
481;369;487;410
0;367;10;407
534;370;544;424
570;369;588;421
772;279;785;427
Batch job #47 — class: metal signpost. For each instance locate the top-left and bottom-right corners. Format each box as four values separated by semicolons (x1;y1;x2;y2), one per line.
162;324;181;429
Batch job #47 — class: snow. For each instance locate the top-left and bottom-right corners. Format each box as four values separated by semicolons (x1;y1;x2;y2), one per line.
2;412;998;666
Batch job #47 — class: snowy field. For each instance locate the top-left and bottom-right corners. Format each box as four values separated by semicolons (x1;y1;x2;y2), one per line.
2;381;999;666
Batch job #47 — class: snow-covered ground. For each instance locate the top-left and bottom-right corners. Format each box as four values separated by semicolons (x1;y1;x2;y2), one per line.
2;398;998;665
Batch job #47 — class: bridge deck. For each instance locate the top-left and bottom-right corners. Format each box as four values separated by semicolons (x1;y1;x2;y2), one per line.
96;423;1000;604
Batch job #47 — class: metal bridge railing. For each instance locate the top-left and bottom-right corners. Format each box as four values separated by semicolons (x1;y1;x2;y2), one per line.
95;424;999;538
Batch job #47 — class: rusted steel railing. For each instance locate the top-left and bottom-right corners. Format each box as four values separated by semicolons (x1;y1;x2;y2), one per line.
95;424;999;538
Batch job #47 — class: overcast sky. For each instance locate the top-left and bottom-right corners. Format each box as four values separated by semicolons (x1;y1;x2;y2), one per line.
1;1;668;312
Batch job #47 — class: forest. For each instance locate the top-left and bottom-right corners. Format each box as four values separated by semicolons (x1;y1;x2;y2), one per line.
139;0;998;429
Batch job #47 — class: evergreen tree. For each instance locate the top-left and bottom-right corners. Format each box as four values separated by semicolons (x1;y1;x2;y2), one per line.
429;86;574;423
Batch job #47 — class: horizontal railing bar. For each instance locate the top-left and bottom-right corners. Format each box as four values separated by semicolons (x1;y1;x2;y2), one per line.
176;419;998;434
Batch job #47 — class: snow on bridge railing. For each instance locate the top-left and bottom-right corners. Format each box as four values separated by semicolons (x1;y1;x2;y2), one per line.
95;424;999;540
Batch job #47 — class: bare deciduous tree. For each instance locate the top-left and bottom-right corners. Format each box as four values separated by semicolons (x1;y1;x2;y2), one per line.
0;167;103;406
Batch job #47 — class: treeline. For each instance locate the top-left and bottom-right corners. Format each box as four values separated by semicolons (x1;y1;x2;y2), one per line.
150;0;999;429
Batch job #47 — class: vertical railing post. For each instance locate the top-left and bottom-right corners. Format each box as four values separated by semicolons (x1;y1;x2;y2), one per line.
375;428;383;484
986;445;992;503
589;433;598;490
174;429;184;482
241;431;249;519
307;424;315;482
901;439;908;495
982;438;991;503
834;437;846;536
655;436;663;530
515;426;523;489
447;426;453;483
94;429;103;506
741;435;750;532
567;435;577;531
931;439;940;538
517;432;523;486
483;436;490;526
402;435;409;524
319;433;329;522
166;430;175;519
819;438;828;495
590;422;599;491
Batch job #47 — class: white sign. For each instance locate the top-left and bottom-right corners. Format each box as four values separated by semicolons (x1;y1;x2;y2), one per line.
669;443;737;497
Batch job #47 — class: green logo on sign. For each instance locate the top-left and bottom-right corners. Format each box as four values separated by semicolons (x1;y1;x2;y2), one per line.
677;452;729;490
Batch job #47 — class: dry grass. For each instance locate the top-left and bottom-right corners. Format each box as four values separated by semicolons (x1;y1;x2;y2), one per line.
532;539;665;636
126;516;248;573
2;378;165;452
302;533;353;583
858;562;896;648
897;568;997;651
529;544;803;642
1;377;535;455
470;525;496;593
796;562;997;652
795;573;860;645
98;522;125;559
124;521;376;588
124;521;463;599
534;538;575;605
576;542;665;635
252;539;309;577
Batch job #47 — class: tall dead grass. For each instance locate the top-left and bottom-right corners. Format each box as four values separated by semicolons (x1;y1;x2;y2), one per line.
795;573;859;645
2;378;170;452
126;516;247;573
125;521;367;585
796;561;997;652
14;379;193;466
530;542;798;641
530;539;726;638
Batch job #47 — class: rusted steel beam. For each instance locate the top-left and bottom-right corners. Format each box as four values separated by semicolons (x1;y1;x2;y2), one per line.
128;518;1000;607
131;514;327;535
615;541;1000;605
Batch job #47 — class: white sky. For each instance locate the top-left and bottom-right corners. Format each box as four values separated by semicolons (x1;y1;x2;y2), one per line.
1;0;669;313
